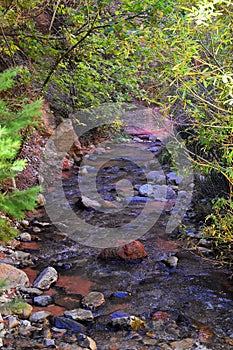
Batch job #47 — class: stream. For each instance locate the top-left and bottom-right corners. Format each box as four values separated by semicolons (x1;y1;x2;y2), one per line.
19;132;233;350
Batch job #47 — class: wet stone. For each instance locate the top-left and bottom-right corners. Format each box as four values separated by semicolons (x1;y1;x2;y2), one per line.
33;266;58;290
34;295;53;306
111;291;130;299
163;256;178;268
82;292;105;310
29;311;52;323
51;316;86;333
64;308;94;322
18;232;31;242
44;338;55;347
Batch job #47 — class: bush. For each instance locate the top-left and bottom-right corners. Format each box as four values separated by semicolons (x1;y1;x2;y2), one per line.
0;68;41;242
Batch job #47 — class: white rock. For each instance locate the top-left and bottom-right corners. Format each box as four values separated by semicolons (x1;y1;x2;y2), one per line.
18;232;31;242
33;267;58;290
164;256;178;268
81;196;101;209
64;308;94;322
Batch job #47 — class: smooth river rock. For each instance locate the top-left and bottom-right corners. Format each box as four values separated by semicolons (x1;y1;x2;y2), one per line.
98;240;147;260
33;266;58;290
0;263;30;288
82;291;105;310
64;308;94;322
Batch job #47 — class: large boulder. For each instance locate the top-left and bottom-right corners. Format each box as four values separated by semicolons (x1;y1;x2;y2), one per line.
0;263;30;289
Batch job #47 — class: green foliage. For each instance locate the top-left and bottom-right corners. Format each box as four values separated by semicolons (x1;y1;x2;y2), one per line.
148;0;233;265
0;68;41;242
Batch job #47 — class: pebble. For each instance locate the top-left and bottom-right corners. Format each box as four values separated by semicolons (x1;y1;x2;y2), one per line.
112;291;130;299
81;195;101;209
82;291;105;310
20;220;30;228
7;315;19;329
139;184;154;196
34;295;53;306
29;311;52;323
166;171;183;185
64;308;94;322
111;315;145;331
44;338;55;347
33;266;58;290
51;316;86;332
18;232;31;242
164;256;178;268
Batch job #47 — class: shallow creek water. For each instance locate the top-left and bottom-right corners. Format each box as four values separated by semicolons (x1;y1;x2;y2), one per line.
22;137;233;349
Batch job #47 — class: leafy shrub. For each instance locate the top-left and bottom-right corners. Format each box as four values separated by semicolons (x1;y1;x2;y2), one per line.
0;68;41;242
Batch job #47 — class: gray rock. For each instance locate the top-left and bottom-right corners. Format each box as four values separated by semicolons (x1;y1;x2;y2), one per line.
0;263;30;288
139;184;154;196
34;295;53;306
33;266;58;290
11;251;31;265
166;171;183;185
51;316;86;332
64;308;94;322
111;315;145;331
147;170;164;182
81;196;101;209
29;311;52;323
18;232;31;242
82;291;105;310
20;287;43;296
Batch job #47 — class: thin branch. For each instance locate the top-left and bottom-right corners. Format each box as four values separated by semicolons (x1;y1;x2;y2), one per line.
0;24;15;66
49;0;61;32
40;13;100;92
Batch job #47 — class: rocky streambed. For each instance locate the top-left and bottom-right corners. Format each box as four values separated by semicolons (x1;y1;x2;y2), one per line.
0;129;233;350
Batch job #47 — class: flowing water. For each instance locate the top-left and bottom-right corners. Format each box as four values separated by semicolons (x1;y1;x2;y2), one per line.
22;136;233;349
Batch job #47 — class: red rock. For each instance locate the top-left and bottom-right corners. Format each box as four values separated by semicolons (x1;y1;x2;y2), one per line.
62;158;71;171
152;311;171;320
98;240;147;260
